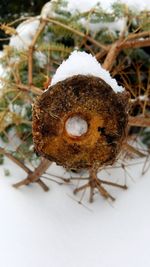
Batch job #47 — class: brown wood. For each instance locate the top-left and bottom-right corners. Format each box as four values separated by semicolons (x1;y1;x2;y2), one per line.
13;158;51;190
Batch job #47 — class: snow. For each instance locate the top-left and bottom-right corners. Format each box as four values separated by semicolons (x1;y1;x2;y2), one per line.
120;0;149;12
9;18;40;50
67;0;102;13
69;0;149;12
34;51;47;68
41;1;58;19
0;157;150;267
67;0;149;12
41;0;149;33
41;0;127;33
65;116;88;137
41;0;149;18
51;51;124;93
130;95;149;102
0;51;11;90
82;18;127;34
0;51;7;90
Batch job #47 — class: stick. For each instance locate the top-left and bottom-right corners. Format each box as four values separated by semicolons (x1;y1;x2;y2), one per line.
119;38;150;50
28;20;47;85
0;147;30;173
102;41;120;71
123;143;146;157
129;116;150;127
13;158;52;191
46;18;107;50
17;83;42;95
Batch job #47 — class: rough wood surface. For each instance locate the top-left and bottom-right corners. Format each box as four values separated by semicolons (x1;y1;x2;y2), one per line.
32;75;129;170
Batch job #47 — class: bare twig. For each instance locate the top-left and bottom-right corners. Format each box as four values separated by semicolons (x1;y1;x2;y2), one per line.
45;18;107;50
0;147;30;173
123;143;146;157
127;31;150;40
0;147;51;191
119;38;150;50
17;83;42;95
129;116;150;127
102;37;150;71
28;20;47;85
102;41;120;71
13;158;52;190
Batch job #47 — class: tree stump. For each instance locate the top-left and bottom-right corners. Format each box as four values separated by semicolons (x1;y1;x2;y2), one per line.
32;75;130;201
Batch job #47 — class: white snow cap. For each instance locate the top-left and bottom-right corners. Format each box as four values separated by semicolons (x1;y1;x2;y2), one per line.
51;51;124;93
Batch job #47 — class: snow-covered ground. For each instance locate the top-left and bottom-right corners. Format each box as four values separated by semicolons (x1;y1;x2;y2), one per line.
0;157;150;267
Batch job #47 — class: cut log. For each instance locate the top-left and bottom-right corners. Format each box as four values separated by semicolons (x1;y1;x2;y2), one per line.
32;75;129;170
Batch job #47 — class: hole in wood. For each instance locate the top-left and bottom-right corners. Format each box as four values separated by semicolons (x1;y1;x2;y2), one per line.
65;115;88;138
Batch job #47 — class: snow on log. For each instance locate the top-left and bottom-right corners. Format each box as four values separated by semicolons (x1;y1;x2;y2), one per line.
51;51;124;93
33;52;129;169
